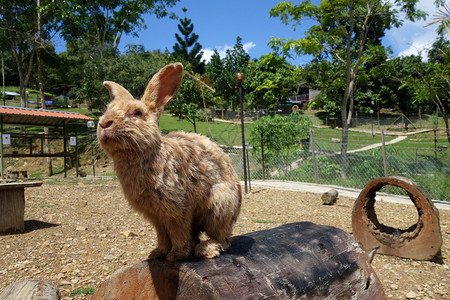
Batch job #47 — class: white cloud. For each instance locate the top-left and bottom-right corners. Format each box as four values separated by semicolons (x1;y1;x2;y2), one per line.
243;41;256;53
397;38;433;60
384;0;439;61
201;41;256;63
201;45;232;63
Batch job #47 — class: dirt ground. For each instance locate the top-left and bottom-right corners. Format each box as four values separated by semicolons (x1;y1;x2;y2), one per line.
0;180;448;299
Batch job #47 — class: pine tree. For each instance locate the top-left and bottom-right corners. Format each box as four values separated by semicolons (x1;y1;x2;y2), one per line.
173;8;205;74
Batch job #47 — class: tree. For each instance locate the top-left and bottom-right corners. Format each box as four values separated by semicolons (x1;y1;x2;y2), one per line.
1;0;39;107
246;53;302;110
72;47;169;110
249;111;312;178
58;0;180;58
166;65;213;132
270;0;426;179
426;0;450;37
172;7;205;74
205;37;251;111
399;38;449;142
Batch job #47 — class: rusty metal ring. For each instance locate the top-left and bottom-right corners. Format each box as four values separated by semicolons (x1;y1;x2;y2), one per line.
352;176;442;260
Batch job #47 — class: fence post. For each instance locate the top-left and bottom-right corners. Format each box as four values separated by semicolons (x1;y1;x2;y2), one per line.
260;132;265;180
434;129;437;160
381;130;389;194
246;144;251;192
310;129;318;184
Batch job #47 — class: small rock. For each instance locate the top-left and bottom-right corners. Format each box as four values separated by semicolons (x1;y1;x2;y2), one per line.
59;280;72;286
406;291;418;299
104;254;115;261
76;226;87;231
331;138;341;143
123;230;138;238
390;284;398;290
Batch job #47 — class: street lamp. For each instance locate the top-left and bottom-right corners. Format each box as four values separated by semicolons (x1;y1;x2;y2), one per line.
235;72;248;194
86;120;96;177
369;109;374;137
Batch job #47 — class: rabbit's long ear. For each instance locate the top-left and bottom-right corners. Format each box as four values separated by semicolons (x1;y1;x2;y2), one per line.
103;81;134;102
142;63;183;119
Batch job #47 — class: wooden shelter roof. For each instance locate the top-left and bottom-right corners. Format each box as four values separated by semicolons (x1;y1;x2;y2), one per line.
0;106;94;127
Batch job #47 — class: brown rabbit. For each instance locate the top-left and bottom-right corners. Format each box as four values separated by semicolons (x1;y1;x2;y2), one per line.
97;63;241;261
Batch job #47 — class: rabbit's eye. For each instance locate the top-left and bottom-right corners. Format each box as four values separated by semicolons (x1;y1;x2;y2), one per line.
134;110;142;117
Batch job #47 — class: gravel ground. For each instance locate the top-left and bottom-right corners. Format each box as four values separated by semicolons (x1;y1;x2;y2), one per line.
0;180;448;299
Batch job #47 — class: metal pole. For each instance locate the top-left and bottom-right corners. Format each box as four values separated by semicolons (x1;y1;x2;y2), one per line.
90;130;95;176
371;114;374;137
239;83;247;193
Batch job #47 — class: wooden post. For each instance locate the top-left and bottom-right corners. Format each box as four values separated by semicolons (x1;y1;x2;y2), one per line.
310;129;318;184
63;123;67;178
260;132;265;180
0;115;3;179
381;130;389;194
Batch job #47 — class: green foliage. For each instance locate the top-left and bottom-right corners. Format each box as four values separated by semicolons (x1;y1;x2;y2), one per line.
249;111;312;168
69;47;169;109
246;54;302;109
205;37;250;110
70;287;96;296
57;0;180;57
172;7;205;74
290;155;342;182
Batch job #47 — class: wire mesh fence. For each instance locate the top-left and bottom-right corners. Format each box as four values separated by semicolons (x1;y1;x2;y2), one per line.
223;129;449;202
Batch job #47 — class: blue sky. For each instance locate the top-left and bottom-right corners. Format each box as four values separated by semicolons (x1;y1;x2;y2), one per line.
111;0;440;65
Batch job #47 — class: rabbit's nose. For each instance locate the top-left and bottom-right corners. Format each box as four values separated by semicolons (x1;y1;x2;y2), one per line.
100;120;113;129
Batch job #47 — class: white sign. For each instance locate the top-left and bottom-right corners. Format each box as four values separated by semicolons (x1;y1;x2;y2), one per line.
70;136;77;146
2;134;11;145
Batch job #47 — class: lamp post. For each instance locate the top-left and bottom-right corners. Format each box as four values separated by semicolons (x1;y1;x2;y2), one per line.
235;72;247;194
86;120;96;177
369;109;374;137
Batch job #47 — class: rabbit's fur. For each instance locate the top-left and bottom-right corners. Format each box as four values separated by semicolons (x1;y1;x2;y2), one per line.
97;63;242;261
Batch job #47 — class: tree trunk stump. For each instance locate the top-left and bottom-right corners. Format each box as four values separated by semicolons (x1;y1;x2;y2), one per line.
0;279;60;300
93;222;386;300
322;189;338;205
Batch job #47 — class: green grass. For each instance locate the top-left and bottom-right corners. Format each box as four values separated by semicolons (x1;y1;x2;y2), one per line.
159;114;252;146
312;127;397;151
69;287;96;296
251;219;272;223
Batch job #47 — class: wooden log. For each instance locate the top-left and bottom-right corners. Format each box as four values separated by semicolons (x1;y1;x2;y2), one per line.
0;182;43;234
321;189;338;205
93;222;386;299
0;279;60;300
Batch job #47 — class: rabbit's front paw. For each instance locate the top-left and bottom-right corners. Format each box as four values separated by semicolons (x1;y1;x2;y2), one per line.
166;247;191;262
148;248;169;260
194;240;223;259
